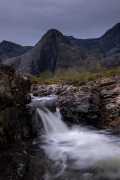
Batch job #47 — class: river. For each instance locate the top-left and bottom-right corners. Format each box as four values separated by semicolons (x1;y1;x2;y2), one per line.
1;96;120;180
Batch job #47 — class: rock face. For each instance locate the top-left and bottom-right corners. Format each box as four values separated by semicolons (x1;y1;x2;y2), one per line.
0;64;33;144
31;76;120;129
3;23;120;75
0;40;32;63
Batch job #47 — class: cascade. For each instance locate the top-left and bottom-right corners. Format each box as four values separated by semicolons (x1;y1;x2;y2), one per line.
29;95;120;180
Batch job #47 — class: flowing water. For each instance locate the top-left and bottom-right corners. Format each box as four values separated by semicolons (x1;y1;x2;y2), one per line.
29;96;120;180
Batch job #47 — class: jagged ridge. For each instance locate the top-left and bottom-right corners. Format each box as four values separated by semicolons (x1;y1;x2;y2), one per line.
0;40;32;63
2;23;120;75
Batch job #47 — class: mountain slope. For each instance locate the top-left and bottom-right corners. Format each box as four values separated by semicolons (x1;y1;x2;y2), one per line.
0;40;32;63
3;23;120;75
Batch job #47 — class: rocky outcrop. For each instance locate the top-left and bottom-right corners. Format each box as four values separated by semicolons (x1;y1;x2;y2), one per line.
31;76;120;129
3;23;120;75
0;64;33;144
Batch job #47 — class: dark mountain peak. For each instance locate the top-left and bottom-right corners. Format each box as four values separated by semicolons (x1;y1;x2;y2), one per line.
46;28;63;37
35;28;68;47
101;22;120;38
2;22;120;75
1;40;12;44
1;40;13;44
1;40;20;46
113;22;120;29
108;22;120;32
1;40;32;49
41;28;64;42
0;40;32;63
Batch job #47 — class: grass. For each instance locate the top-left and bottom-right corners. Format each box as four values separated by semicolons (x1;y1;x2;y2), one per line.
21;66;120;86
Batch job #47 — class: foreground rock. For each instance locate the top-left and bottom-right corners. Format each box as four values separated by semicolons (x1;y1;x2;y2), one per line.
31;76;120;129
0;64;34;144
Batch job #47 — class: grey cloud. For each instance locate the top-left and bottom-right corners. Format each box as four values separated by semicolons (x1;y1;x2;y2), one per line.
0;0;120;45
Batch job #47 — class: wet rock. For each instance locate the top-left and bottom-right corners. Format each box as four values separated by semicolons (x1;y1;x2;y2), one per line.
0;64;34;144
0;141;31;180
31;76;120;128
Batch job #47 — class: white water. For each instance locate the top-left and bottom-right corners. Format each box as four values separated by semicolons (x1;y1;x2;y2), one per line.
30;96;120;180
36;107;68;134
28;95;57;108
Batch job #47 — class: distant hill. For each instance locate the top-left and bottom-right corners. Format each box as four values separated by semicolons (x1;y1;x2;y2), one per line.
2;23;120;75
0;40;32;63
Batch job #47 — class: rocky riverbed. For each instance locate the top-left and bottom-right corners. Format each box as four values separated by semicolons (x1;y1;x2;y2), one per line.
31;75;120;129
0;64;120;180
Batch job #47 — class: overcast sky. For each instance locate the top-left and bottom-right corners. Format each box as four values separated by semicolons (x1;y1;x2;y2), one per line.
0;0;120;46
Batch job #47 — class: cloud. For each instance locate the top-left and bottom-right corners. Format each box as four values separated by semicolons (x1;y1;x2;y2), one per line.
0;0;119;45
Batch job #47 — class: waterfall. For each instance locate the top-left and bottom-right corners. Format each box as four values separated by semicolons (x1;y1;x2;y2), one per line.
29;95;120;180
28;95;68;134
35;107;68;134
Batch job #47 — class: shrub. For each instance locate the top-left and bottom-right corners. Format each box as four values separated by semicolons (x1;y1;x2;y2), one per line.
20;66;120;86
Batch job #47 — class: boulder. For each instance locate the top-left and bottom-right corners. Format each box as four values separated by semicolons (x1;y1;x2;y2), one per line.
0;64;33;144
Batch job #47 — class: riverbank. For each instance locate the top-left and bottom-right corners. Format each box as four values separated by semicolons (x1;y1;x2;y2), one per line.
31;76;120;129
0;64;120;180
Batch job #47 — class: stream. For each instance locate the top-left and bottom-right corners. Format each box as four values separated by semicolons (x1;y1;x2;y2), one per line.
1;96;120;180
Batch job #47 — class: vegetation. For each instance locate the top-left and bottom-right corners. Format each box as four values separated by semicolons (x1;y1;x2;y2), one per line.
38;71;54;79
22;66;120;86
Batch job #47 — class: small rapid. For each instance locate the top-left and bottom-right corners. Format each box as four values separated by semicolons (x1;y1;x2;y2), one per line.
36;107;68;134
29;96;120;180
42;127;120;179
